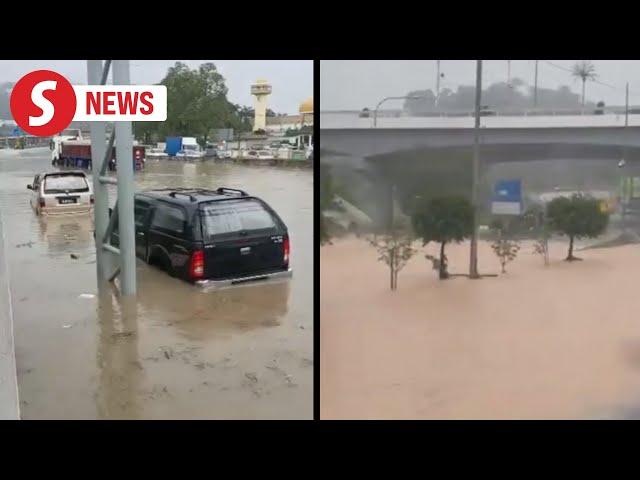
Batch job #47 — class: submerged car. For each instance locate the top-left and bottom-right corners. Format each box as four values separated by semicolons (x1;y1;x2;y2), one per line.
27;170;94;216
246;150;275;161
110;187;292;288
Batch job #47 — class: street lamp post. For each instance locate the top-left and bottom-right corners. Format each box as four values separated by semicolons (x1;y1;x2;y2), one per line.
626;82;629;127
469;59;483;279
373;95;423;128
436;60;441;107
533;60;539;109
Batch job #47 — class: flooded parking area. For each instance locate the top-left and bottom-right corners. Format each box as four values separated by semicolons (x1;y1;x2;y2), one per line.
0;148;313;419
321;236;640;420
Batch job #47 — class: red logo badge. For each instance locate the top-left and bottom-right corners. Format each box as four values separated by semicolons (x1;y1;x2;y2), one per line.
10;70;77;136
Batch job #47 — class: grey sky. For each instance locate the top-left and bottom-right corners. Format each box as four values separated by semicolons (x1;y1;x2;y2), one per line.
0;60;312;114
321;60;640;110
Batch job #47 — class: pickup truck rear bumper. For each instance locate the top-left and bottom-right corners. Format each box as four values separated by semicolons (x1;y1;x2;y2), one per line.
195;268;292;291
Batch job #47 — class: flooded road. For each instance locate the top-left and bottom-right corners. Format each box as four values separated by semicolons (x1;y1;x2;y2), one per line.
321;236;640;419
0;148;313;419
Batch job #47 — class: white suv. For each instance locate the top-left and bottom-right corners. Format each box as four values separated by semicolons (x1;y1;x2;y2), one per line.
28;171;94;216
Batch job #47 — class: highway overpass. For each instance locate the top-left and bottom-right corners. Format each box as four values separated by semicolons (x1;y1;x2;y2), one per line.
321;112;640;227
321;112;640;164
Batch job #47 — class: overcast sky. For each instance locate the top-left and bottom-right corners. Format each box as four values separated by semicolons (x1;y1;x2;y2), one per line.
0;60;312;114
321;60;640;110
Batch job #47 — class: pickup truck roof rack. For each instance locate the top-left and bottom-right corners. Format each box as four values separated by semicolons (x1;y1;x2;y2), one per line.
146;187;249;201
168;191;198;201
216;187;248;196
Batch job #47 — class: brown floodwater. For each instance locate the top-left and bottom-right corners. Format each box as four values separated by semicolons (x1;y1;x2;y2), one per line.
321;235;640;419
0;148;313;419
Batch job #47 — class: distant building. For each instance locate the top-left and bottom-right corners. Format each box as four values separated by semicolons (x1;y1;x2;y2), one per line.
0;119;17;136
251;78;272;132
265;97;313;135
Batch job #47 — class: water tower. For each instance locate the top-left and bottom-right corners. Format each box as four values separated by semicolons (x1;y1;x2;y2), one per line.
251;78;272;132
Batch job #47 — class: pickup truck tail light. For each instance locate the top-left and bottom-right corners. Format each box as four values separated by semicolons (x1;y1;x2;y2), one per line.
283;235;290;267
39;198;45;208
190;250;204;279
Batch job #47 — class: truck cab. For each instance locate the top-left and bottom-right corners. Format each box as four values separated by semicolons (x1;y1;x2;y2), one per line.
51;129;83;165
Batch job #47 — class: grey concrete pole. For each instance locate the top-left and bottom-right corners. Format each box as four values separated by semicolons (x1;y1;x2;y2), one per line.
534;60;539;109
112;60;136;296
469;59;482;279
625;82;629;127
436;60;441;108
87;60;110;284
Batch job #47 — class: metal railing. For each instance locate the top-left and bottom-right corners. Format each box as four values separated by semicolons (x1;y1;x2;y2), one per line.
324;106;640;119
0;136;51;149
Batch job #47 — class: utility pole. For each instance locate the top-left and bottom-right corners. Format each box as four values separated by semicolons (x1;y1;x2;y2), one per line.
626;82;629;127
436;60;441;108
387;183;396;231
623;82;630;229
533;60;539;109
112;60;136;296
87;60;110;286
507;60;511;86
469;60;482;279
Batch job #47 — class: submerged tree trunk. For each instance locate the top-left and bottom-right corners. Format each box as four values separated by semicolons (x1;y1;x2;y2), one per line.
390;246;397;291
439;241;449;280
544;238;549;265
566;235;581;261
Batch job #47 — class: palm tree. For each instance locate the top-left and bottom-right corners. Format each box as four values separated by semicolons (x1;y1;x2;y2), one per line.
571;61;597;110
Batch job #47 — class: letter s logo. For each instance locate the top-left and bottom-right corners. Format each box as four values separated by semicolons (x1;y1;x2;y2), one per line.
10;70;77;137
29;80;57;127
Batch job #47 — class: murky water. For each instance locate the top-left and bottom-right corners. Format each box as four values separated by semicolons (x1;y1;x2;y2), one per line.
0;148;313;419
321;236;640;419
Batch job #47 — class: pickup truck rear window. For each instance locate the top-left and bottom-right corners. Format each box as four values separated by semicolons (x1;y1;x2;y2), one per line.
44;174;89;193
200;199;278;240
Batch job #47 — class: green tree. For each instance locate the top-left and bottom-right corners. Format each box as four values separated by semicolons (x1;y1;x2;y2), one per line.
411;195;474;279
368;232;416;291
134;62;238;145
546;194;609;261
571;61;598;108
232;104;254;133
522;205;550;265
489;219;520;273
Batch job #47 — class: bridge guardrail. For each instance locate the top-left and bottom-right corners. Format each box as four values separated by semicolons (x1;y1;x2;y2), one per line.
0;136;51;149
325;107;640;119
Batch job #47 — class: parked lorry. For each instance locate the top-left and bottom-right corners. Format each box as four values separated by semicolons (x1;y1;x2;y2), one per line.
165;136;182;156
164;136;201;158
52;138;145;171
50;128;83;163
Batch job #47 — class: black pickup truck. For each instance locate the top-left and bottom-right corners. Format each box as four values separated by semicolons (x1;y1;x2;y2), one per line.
110;187;292;288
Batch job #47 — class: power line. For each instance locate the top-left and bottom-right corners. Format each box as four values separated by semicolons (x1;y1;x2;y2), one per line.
543;60;621;92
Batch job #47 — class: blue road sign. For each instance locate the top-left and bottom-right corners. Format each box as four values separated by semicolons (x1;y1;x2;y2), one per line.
493;179;522;203
492;179;522;215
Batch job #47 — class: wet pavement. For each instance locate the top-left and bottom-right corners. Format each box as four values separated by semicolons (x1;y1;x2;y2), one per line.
0;148;313;419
